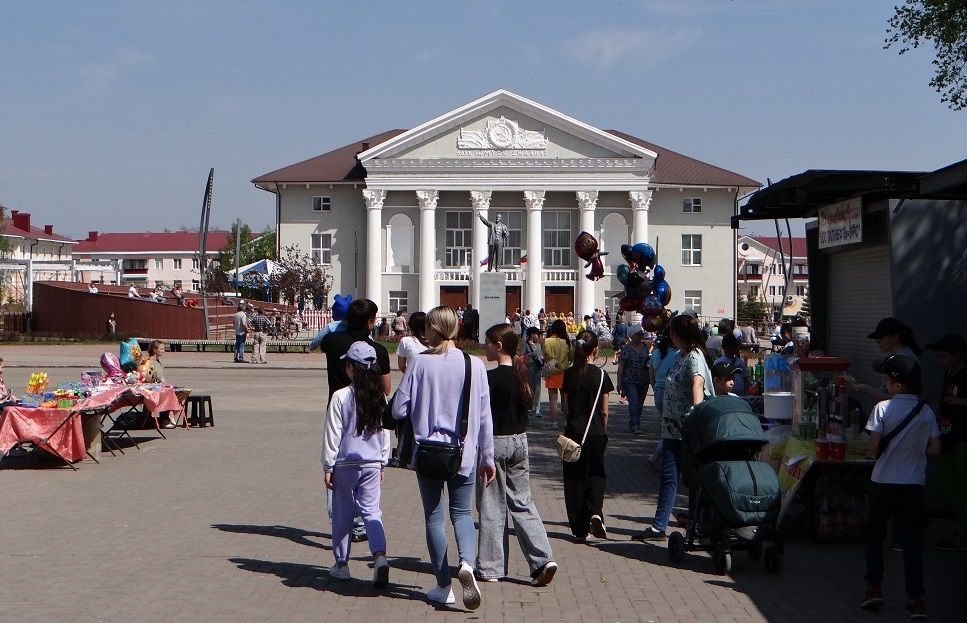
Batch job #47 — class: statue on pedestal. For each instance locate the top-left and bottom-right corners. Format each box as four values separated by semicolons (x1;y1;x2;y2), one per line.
478;212;510;271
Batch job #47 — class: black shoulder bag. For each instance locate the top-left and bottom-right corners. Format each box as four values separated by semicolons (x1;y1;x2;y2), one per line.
414;353;472;480
876;400;924;458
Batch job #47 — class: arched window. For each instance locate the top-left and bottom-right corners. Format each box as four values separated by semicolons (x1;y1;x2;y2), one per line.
600;213;628;272
386;213;414;273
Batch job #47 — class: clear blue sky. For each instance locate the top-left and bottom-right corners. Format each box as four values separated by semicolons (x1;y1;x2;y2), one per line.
1;1;963;238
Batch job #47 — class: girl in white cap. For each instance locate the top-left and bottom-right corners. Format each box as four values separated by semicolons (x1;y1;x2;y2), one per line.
322;341;391;586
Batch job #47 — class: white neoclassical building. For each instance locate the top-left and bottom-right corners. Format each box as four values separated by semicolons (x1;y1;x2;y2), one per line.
253;90;760;319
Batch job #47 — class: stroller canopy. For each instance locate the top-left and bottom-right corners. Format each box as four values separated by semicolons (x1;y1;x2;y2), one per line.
684;395;767;459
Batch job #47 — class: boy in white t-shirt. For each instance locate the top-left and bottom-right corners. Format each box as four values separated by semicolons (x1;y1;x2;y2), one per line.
860;355;941;620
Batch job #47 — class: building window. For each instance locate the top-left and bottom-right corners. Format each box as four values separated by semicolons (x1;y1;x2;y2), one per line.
174;258;183;269
312;196;331;212
794;264;808;275
543;211;572;267
770;263;784;275
389;291;408;313
154;259;163;270
796;285;807;296
444;211;472;267
192;258;199;270
769;286;776;296
311;233;332;265
745;263;761;275
681;234;702;266
493;210;523;266
191;279;200;291
683;290;702;315
683;198;702;213
749;285;760;298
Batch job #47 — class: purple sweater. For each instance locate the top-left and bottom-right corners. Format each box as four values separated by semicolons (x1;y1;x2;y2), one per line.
392;348;495;476
321;386;390;472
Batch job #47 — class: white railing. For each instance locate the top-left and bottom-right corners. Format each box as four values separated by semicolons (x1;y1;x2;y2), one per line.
300;309;334;332
542;269;577;282
434;269;471;282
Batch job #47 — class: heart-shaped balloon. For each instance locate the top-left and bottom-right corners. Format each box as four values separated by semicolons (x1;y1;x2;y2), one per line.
619;296;638;312
616;264;631;285
641;316;659;332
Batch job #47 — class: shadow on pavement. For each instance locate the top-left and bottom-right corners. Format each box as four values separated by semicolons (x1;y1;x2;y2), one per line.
228;557;426;602
212;524;331;551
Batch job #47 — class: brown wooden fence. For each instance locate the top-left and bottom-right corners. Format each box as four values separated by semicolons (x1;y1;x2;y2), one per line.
32;281;208;338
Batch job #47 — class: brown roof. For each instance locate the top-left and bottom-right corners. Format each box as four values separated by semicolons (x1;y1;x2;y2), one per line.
252;130;407;184
2;223;77;244
606;130;761;188
252;128;761;189
750;236;808;258
74;231;238;254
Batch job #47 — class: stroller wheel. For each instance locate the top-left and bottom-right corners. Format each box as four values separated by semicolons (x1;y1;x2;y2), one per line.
712;547;731;575
747;541;763;562
668;531;686;563
764;546;783;574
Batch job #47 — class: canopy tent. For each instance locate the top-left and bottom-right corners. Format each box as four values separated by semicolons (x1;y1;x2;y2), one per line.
231;259;279;286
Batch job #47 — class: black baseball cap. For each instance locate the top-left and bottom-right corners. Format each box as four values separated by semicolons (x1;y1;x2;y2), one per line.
926;334;967;353
867;317;908;339
712;361;741;379
872;354;921;385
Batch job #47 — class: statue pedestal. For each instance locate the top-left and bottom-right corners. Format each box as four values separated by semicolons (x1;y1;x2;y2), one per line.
477;272;506;343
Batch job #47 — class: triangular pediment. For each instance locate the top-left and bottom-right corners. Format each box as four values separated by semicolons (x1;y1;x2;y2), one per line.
357;90;656;164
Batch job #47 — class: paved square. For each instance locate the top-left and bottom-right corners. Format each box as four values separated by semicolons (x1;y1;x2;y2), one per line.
0;345;961;622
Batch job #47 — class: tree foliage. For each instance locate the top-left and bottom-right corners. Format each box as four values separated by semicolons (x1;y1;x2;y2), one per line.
270;245;333;309
218;222;277;272
886;0;967;110
737;293;769;323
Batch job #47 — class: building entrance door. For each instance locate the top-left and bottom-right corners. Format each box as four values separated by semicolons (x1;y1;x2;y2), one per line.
544;286;574;316
505;286;521;317
440;285;469;311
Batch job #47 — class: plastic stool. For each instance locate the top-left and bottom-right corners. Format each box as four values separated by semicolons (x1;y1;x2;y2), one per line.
187;394;214;427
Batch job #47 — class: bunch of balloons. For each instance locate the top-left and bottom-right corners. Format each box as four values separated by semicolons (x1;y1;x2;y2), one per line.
615;242;673;332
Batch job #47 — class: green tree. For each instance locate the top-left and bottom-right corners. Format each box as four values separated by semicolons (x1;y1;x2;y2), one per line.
886;1;967;110
218;222;277;273
799;288;811;318
271;245;333;308
737;292;769;323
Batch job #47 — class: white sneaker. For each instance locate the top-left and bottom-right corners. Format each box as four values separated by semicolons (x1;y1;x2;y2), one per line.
426;584;455;605
531;561;558;587
328;563;351;580
372;555;389;587
457;561;482;610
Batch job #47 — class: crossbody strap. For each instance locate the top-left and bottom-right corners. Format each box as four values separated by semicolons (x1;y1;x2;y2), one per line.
456;352;472;444
578;369;606;446
877;399;924;458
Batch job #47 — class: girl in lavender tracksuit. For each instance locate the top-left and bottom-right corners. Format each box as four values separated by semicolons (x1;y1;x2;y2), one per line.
322;341;391;586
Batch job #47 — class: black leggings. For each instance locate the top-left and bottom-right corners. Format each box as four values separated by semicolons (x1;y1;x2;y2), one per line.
864;482;925;599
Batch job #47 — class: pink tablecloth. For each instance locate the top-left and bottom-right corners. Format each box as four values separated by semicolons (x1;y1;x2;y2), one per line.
0;407;86;463
75;384;182;414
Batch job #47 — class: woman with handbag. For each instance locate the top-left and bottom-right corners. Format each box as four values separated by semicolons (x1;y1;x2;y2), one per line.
634;313;713;541
561;330;614;542
477;323;558;586
544;319;573;430
392;306;496;610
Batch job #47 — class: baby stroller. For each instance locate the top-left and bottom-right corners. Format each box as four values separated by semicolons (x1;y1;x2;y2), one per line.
668;395;784;575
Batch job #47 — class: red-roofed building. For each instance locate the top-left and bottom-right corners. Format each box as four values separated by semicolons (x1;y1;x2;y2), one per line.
253;90;761;322
73;231;235;292
737;234;809;315
0;210;78;305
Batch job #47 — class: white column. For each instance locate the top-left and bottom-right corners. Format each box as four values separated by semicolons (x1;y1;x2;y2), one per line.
523;190;545;314
575;191;598;317
362;188;386;307
417;189;439;312
470;190;492;310
629;190;653;245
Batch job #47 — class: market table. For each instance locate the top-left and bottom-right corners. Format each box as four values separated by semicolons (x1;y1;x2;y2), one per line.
0;406;88;469
75;384;182;460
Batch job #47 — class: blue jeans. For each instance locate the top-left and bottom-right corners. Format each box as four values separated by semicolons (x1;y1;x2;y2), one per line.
417;472;477;588
653;438;682;532
623;380;648;430
234;333;246;361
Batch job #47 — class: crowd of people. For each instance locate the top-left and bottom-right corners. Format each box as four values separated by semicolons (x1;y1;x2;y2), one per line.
313;297;961;618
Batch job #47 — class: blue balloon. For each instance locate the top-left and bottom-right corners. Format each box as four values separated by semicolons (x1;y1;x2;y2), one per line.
652;264;666;283
654;281;671;307
620;244;635;263
632;243;657;269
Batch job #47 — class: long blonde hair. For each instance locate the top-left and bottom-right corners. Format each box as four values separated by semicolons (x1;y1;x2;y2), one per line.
425;306;459;355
